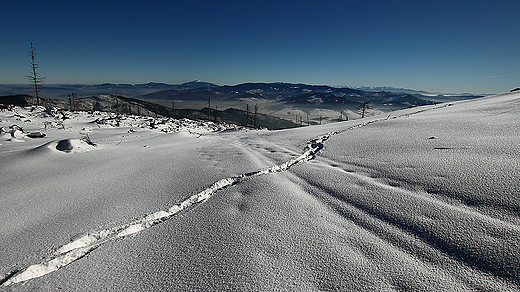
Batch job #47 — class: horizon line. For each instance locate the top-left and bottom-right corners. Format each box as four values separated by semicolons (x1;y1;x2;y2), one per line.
0;82;495;96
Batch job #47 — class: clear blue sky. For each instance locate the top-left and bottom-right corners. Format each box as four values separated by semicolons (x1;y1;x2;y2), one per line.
1;0;519;94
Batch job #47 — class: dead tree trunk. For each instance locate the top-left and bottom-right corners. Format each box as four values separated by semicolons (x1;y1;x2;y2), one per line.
358;100;370;118
246;104;249;127
28;43;44;106
254;104;258;128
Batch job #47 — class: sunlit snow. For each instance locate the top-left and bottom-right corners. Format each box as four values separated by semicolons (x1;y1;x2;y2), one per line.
0;92;519;291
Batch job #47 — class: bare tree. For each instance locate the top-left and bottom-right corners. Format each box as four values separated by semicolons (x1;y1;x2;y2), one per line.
246;104;249;127
254;104;258;128
27;42;45;106
68;92;77;111
358;100;370;118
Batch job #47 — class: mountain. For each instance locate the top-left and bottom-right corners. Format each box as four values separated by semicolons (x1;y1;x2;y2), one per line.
179;80;219;89
139;82;448;107
138;82;460;123
0;81;220;100
69;81;219;91
352;86;485;102
0;81;484;126
352;85;481;96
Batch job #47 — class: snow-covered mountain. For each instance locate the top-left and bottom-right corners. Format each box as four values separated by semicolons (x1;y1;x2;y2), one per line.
1;91;519;290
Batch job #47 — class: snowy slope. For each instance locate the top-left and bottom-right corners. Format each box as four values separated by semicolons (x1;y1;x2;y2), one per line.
0;92;519;291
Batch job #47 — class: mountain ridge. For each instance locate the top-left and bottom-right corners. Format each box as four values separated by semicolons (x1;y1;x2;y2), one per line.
0;81;485;125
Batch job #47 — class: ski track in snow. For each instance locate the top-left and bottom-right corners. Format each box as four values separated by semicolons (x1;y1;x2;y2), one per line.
1;104;450;286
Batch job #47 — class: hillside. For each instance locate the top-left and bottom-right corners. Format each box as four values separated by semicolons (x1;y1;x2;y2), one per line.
0;91;518;290
0;94;298;129
0;82;483;125
138;82;481;123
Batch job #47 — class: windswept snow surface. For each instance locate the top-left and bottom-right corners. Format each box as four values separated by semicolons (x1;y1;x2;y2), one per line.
1;92;519;291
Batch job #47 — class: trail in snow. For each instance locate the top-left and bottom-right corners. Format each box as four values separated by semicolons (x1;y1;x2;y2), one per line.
1;104;450;286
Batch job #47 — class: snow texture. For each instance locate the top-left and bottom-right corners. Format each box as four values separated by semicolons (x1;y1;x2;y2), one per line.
1;93;519;291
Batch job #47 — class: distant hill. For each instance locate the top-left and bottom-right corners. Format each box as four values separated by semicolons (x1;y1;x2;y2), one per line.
0;95;34;107
0;81;484;127
138;82;451;120
0;81;220;100
138;81;474;109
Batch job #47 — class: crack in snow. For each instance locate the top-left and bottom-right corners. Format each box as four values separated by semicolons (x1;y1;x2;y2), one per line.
1;104;449;286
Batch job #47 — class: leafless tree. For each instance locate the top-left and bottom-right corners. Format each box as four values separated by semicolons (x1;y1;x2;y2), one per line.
246;104;249;127
358;100;370;118
27;42;45;106
68;92;77;111
254;104;258;128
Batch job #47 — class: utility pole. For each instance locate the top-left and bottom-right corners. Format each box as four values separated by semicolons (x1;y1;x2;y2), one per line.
214;105;218;122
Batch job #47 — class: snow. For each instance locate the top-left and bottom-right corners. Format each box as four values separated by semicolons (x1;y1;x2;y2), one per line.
1;92;519;290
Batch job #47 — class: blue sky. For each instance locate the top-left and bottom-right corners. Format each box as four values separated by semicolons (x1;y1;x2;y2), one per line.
1;0;519;94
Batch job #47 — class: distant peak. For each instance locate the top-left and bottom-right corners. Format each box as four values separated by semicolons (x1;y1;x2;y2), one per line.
179;80;218;89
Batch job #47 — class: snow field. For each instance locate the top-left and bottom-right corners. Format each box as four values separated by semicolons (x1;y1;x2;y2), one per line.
1;93;519;290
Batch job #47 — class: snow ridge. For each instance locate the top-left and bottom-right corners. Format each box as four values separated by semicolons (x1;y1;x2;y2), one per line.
1;103;449;286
